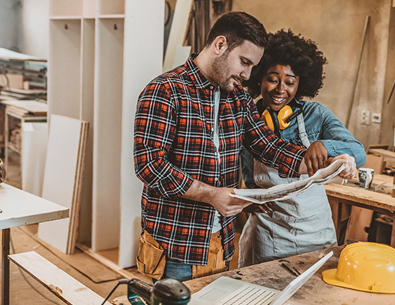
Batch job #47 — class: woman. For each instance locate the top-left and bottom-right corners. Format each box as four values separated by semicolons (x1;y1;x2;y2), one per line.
239;29;366;267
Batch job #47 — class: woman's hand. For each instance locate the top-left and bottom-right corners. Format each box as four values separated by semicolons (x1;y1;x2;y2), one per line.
303;141;328;176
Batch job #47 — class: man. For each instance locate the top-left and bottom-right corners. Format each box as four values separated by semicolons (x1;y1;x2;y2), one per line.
134;12;355;282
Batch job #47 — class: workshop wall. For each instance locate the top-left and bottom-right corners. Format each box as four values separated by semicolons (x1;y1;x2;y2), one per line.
2;0;393;150
17;0;49;59
0;0;20;52
233;0;393;151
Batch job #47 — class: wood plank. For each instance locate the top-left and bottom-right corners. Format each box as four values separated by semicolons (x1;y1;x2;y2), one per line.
67;122;89;254
162;0;193;72
369;148;395;162
8;251;111;305
1;100;47;116
367;144;389;152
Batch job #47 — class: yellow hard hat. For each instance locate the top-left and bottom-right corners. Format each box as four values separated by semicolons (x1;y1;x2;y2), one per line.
322;242;395;293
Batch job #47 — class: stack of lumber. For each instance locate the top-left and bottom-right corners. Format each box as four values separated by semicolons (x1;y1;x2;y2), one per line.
38;115;89;254
1;100;47;117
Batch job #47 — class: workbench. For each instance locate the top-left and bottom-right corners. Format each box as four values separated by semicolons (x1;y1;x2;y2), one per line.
0;183;69;305
112;245;394;304
325;174;395;246
183;246;394;304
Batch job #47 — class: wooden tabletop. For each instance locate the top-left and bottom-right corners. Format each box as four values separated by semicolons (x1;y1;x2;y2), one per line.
0;183;69;229
324;174;395;213
183;246;395;304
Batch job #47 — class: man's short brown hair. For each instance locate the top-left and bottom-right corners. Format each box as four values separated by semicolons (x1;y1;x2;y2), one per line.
205;12;268;52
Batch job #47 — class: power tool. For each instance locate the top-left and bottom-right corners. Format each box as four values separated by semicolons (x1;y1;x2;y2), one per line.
101;277;191;305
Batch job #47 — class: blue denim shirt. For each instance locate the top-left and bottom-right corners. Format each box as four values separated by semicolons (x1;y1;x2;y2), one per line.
241;99;366;188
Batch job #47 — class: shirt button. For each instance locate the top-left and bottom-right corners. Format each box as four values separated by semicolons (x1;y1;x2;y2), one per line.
210;86;214;90
211;128;214;132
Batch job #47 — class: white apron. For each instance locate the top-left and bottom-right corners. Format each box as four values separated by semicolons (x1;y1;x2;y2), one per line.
238;114;337;267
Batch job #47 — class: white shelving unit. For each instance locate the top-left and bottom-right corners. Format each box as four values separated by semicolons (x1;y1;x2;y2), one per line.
48;0;164;268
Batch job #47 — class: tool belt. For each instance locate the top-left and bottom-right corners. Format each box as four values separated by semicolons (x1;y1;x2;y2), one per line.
192;231;229;279
137;231;230;280
136;231;166;280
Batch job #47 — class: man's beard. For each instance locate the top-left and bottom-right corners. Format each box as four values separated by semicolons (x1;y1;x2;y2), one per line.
211;53;237;92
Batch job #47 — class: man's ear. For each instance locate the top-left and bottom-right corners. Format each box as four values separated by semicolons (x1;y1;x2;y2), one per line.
212;36;228;55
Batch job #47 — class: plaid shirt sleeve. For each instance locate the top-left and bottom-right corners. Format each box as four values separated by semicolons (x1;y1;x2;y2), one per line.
243;97;307;178
134;81;194;198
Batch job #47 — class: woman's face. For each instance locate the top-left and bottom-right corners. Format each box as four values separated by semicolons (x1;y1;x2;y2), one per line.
260;64;299;112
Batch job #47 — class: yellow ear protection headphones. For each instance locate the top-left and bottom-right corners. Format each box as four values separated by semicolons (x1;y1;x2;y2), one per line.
262;105;303;134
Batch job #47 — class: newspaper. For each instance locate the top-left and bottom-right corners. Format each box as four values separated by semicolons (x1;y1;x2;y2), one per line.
231;159;347;204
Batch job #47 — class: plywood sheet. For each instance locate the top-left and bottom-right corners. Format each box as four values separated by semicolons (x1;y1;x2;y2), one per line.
38;115;87;254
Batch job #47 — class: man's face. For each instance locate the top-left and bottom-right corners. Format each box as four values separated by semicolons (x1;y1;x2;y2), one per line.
212;40;264;92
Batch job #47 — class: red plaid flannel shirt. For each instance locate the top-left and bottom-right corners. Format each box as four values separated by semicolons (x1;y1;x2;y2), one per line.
134;54;306;265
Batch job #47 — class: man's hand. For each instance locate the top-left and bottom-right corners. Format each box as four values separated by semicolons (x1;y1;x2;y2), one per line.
300;141;328;176
182;179;253;217
326;154;356;179
210;188;254;217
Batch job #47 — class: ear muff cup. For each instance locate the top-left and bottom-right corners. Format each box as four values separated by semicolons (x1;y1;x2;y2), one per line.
262;105;293;131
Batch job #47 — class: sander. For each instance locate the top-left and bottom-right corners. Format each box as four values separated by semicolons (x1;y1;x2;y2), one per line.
101;277;191;305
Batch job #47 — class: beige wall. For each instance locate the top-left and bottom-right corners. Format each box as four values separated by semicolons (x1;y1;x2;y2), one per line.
233;0;394;151
381;6;395;150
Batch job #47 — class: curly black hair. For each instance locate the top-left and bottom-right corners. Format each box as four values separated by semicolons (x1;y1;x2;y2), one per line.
244;29;327;100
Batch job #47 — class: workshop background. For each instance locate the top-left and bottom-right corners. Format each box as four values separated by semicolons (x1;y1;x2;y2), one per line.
1;0;394;149
0;0;395;304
